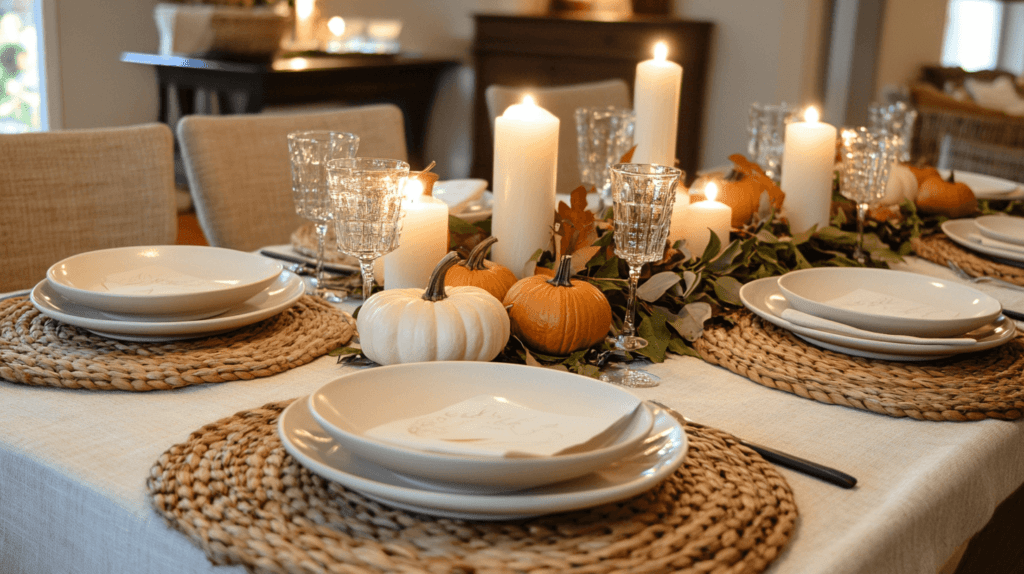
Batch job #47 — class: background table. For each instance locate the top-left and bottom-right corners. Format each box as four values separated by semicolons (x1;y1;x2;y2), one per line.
121;52;459;170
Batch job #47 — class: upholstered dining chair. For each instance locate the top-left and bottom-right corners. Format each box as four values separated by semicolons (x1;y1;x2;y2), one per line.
0;123;177;293
177;104;408;252
937;134;1024;183
485;79;631;194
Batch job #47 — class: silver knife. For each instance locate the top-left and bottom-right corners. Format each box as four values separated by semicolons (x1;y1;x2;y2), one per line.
258;249;355;275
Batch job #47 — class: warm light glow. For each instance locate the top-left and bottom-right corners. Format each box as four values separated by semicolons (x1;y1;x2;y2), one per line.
804;106;820;123
523;95;535;106
296;0;314;20
288;57;309;70
654;42;668;61
705;181;719;202
328;16;345;36
403;177;424;200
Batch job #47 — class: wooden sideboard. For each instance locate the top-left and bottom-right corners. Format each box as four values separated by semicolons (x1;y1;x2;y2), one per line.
471;14;713;185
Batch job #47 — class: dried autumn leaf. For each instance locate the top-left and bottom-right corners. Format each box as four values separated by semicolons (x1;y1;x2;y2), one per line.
619;145;637;164
556;185;598;261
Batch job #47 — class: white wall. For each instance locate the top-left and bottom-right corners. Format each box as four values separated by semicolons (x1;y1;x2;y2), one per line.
874;0;947;99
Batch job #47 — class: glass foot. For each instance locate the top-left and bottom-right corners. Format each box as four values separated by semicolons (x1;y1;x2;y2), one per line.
315;289;346;304
599;365;660;388
608;335;648;352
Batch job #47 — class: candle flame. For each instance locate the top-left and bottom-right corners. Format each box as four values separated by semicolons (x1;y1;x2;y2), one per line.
804;106;820;123
328;16;345;36
654;42;668;61
403;177;424;201
522;95;535;106
705;181;718;202
296;0;314;19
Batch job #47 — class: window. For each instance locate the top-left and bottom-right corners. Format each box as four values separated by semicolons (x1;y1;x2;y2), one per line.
941;0;1004;72
0;0;41;132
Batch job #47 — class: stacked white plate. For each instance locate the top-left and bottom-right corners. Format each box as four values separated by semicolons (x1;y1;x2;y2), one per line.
740;268;1015;361
943;215;1024;268
433;179;492;223
30;245;303;342
939;170;1021;200
279;362;688;520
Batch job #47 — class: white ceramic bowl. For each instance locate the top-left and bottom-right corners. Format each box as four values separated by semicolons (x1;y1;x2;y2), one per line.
46;245;283;321
777;268;1002;337
975;215;1024;247
308;362;656;491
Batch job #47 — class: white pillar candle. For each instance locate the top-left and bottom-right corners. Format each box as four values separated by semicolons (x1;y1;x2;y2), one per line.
780;106;837;233
680;182;731;256
491;95;559;278
633;42;683;167
294;0;318;49
384;179;449;289
668;190;690;245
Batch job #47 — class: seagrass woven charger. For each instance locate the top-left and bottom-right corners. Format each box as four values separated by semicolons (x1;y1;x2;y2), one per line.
694;312;1024;421
148;398;798;574
913;234;1024;286
0;296;352;391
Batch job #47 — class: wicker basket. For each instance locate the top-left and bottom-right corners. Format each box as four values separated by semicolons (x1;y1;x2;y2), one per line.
155;3;293;62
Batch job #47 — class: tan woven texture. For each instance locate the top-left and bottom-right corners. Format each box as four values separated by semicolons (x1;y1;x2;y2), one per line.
913;105;1024;166
178;105;408;252
694;312;1024;421
0;124;177;292
938;135;1024;183
148;399;797;574
912;234;1024;286
290;222;358;266
0;296;352;391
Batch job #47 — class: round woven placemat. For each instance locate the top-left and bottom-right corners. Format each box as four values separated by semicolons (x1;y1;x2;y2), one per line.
912;234;1024;286
694;311;1024;421
148;399;798;574
0;296;353;391
291;222;359;266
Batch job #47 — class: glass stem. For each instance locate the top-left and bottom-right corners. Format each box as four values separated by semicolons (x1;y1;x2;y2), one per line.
623;264;642;338
359;258;375;299
314;222;328;294
855;202;869;263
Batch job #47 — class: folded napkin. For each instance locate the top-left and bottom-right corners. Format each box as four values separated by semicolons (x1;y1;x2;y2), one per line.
365;395;641;458
100;265;219;295
968;233;1024;255
780;308;977;346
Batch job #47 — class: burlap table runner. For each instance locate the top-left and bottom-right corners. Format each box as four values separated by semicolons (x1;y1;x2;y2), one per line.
912;234;1024;285
291;222;359;266
694;311;1024;421
0;296;353;391
148;398;798;574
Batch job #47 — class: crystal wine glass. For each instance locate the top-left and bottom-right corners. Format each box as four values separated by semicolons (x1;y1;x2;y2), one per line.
326;157;408;299
868;101;918;163
605;163;682;388
576;106;636;211
748;102;797;183
838;127;899;264
287;130;360;302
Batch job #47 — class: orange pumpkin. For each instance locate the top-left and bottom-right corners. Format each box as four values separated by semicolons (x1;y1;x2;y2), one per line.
905;164;941;187
915;171;977;218
444;236;517;301
502;254;612;356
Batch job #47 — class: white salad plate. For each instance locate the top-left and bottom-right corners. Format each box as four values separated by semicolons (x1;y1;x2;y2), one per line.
46;245;284;321
942;219;1024;265
308;362;656;490
279;396;687;521
974;215;1024;247
777;267;1002;338
938;169;1019;199
432;178;488;214
30;271;304;342
740;277;1015;361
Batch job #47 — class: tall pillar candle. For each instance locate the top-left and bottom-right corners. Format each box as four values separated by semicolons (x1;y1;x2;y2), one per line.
491;96;559;278
668;189;690;245
384;179;449;289
633;42;683;167
780;106;837;233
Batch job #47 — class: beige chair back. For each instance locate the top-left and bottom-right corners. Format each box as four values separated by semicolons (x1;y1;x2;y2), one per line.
0;123;177;293
485;79;631;193
938;134;1024;183
178;104;407;252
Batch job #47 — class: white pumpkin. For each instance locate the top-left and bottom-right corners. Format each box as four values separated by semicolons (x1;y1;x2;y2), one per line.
880;164;919;205
357;252;511;365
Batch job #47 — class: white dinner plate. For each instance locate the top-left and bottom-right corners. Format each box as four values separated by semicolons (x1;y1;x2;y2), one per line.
938;169;1020;199
308;363;655;490
942;219;1024;266
46;246;284;321
30;271;304;342
278;396;687;521
452;191;493;223
740;277;1015;360
432;178;488;214
776;268;1002;338
975;215;1024;247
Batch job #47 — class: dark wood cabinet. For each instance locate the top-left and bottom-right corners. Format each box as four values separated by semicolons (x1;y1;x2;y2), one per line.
471;14;713;184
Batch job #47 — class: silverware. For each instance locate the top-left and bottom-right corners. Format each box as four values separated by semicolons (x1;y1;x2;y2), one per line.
259;249;354;276
648;400;858;489
0;289;30;302
946;260;1024;293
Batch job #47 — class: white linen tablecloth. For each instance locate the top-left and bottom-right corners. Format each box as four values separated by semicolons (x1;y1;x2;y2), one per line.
2;261;1024;574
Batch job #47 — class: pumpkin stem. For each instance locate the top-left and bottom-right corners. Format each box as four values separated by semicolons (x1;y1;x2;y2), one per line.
423;252;461;302
948;170;956;184
463;236;498;271
547;255;575;287
724;168;743;182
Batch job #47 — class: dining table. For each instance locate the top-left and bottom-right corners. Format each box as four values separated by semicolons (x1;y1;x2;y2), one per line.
1;254;1023;574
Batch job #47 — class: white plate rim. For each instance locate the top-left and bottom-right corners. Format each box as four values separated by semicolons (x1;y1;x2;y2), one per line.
974;215;1024;247
793;333;952;362
452;191;492;223
30;271;304;339
739;277;1015;357
938;169;1019;197
942;219;1024;265
278;396;687;520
